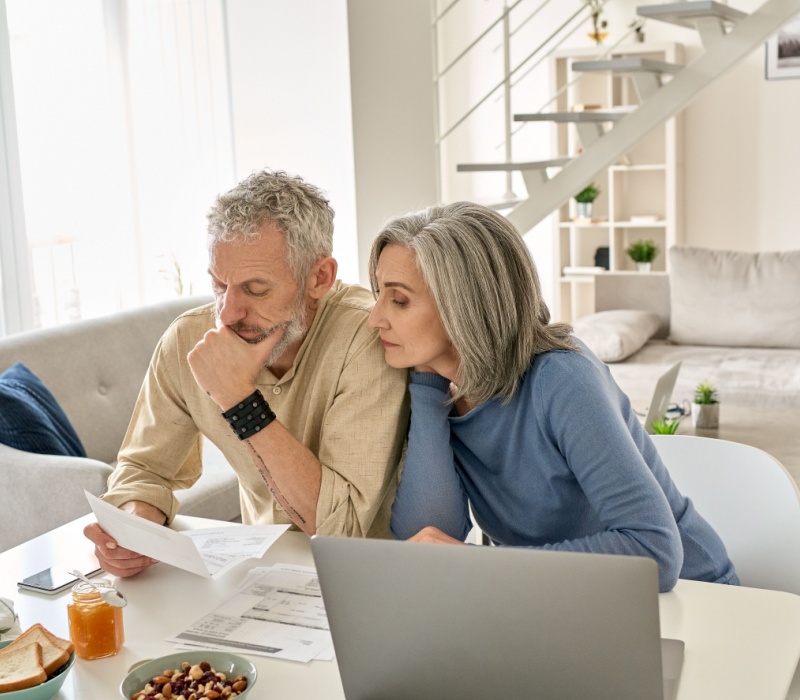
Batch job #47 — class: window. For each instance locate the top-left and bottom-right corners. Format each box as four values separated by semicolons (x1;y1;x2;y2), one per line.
2;0;233;332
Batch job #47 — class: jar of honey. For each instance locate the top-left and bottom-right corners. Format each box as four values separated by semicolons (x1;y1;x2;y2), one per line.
67;580;125;660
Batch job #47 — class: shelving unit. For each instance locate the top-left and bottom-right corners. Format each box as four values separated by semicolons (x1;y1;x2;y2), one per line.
549;42;684;323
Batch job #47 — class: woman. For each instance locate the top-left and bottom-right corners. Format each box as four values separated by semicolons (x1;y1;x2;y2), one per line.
368;202;737;592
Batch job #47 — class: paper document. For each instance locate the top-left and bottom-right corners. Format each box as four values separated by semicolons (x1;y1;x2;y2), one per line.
167;563;333;663
85;491;289;578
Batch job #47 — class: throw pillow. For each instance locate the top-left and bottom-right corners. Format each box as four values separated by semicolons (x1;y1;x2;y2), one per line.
572;309;661;363
669;246;800;348
0;363;86;456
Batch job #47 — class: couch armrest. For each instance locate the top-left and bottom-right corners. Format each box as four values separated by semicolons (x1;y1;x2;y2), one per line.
594;272;670;339
0;444;113;552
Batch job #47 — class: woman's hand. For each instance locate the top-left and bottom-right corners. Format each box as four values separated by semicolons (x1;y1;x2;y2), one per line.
407;526;465;545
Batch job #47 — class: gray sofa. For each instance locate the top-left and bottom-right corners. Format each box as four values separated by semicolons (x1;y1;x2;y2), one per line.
0;296;241;552
572;246;800;411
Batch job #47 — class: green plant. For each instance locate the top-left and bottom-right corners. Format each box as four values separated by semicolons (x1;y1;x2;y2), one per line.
651;418;681;435
694;381;719;405
574;183;600;203
625;239;658;263
629;18;644;34
158;253;194;297
584;1;608;41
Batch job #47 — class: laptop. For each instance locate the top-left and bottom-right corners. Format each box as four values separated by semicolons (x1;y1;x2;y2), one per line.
311;537;684;700
643;361;682;434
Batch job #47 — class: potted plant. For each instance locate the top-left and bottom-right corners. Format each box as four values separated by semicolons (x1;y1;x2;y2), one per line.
692;381;720;429
574;183;600;219
625;239;658;272
584;1;608;45
651;418;680;435
629;18;645;43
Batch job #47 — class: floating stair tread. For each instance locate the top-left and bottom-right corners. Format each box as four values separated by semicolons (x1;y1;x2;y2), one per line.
457;157;572;173
572;58;682;75
476;195;526;211
514;111;628;123
636;1;747;29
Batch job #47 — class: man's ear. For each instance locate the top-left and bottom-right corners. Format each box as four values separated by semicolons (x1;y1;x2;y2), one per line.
306;256;338;300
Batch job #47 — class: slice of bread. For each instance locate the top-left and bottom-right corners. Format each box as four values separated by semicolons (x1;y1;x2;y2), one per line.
0;641;47;692
0;623;73;675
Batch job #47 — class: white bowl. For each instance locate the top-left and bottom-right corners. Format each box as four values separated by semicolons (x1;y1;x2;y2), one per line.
119;650;257;699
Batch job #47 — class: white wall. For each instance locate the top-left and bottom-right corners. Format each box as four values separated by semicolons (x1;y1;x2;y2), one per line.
225;0;438;287
433;0;800;312
602;0;800;252
347;0;438;284
225;0;800;291
224;0;360;282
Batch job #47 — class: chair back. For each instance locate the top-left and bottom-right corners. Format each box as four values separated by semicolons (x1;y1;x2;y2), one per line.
652;435;800;596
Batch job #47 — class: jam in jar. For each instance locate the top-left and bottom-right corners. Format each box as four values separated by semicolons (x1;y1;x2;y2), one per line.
67;580;125;660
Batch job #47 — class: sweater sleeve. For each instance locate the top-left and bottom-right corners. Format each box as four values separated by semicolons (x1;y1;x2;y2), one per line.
390;372;472;541
530;353;683;591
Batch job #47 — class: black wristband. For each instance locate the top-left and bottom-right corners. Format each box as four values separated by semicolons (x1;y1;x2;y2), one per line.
221;390;276;440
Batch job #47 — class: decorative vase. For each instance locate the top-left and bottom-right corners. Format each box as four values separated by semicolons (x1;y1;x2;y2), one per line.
636;262;652;273
588;31;608;45
692;403;720;429
635;32;645;43
576;202;593;219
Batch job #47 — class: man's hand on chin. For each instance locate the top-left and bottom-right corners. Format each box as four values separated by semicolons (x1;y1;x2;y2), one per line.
187;324;284;409
82;500;167;578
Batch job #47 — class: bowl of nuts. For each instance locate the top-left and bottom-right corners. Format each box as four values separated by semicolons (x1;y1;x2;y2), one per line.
119;651;256;699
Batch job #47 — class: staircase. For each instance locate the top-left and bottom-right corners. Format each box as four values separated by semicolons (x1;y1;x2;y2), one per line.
446;0;800;235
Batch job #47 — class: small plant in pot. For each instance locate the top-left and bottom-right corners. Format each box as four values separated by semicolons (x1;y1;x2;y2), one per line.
692;381;720;429
629;18;645;43
574;183;600;220
584;0;608;44
651;418;681;435
625;239;658;272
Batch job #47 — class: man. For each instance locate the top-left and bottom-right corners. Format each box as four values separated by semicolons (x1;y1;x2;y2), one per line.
84;169;410;576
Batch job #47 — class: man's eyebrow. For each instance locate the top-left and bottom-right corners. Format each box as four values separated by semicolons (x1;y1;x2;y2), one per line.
206;270;269;286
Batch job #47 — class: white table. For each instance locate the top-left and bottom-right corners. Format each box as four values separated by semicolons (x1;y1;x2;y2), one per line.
2;515;800;700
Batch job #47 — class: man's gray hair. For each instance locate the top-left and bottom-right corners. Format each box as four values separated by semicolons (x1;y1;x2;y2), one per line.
368;201;575;404
207;169;334;284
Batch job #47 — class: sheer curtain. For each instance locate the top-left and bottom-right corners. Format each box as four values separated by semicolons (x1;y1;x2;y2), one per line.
3;0;233;331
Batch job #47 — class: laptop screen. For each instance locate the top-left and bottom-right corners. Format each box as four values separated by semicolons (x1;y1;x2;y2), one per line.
312;537;672;700
644;361;682;434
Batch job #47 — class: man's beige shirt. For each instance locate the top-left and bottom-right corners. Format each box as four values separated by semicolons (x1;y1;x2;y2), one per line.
103;281;410;538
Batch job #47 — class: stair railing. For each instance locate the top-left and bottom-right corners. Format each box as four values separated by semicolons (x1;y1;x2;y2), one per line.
432;0;617;200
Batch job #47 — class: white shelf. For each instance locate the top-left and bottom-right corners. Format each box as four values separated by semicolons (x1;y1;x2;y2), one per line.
609;164;667;172
559;221;610;228
615;221;666;228
560;275;599;284
550;42;683;323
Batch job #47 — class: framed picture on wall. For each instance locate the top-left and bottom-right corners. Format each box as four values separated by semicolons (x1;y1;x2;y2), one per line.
766;13;800;80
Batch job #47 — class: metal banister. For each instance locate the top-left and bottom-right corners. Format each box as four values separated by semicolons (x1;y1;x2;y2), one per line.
434;0;610;144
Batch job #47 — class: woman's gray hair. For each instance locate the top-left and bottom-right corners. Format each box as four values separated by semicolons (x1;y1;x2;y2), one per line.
369;201;576;404
207;169;334;284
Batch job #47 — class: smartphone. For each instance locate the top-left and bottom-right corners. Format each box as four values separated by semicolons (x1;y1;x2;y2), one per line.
17;566;104;595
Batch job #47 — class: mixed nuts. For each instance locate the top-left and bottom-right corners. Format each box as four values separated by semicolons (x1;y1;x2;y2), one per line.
131;661;249;700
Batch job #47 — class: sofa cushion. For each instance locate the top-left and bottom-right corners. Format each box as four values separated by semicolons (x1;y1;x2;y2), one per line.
0;363;86;456
573;309;662;363
669;246;800;349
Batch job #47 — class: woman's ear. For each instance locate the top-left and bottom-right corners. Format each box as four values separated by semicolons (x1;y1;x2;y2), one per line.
306;257;338;300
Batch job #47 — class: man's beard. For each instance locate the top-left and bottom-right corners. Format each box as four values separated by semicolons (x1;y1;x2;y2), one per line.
216;296;309;367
